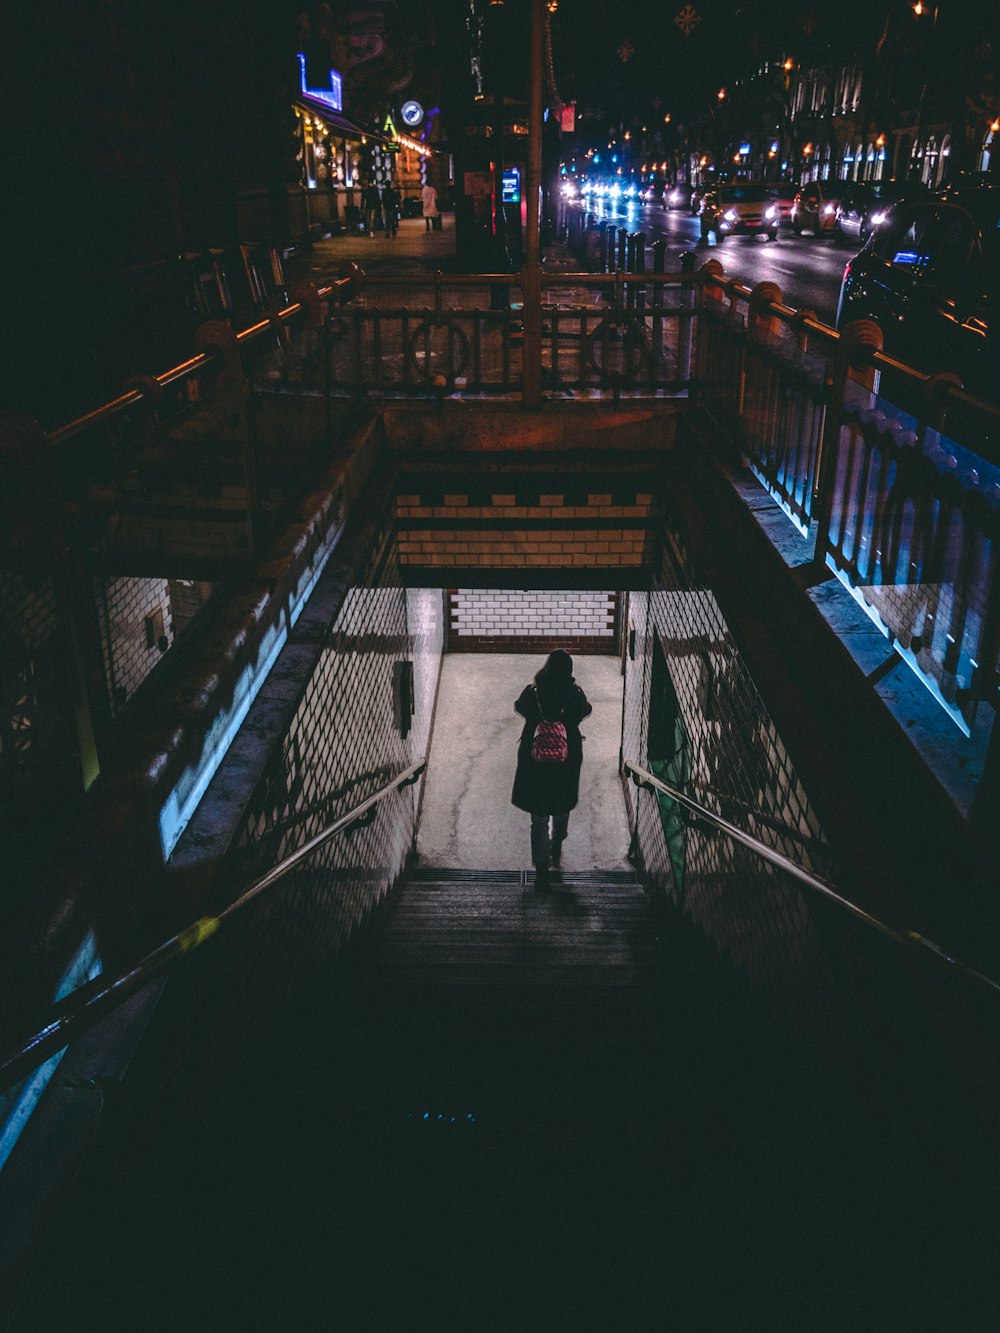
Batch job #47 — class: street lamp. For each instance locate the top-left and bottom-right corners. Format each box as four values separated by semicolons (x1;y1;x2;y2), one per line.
912;1;940;183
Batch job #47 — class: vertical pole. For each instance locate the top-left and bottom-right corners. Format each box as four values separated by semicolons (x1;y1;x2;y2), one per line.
676;250;695;386
522;0;544;409
811;320;883;565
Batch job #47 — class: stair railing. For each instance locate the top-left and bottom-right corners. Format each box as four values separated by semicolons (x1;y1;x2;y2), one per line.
0;758;426;1095
623;758;1000;998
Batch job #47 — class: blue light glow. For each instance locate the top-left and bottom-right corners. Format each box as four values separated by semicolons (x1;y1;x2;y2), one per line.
298;53;343;113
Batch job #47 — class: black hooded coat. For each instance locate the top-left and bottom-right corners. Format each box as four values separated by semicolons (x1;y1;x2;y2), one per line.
510;677;592;816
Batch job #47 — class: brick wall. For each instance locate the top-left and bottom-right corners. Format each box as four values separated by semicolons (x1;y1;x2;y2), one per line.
447;589;618;653
96;576;174;714
396;479;654;576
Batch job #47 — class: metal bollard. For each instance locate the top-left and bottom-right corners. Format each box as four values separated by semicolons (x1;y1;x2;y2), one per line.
651;239;666;311
624;232;637;310
602;225;614;273
633;233;647;315
677;250;696;387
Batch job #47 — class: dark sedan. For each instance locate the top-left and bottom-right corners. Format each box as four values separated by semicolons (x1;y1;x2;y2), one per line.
836;186;1000;399
834;180;929;246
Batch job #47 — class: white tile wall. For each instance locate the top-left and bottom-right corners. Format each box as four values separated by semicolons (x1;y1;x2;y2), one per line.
450;590;616;638
97;576;174;710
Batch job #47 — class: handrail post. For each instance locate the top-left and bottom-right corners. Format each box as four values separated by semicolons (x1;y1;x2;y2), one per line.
693;258;725;405
811;320;883;564
743;281;783;438
521;0;544;409
195;319;260;555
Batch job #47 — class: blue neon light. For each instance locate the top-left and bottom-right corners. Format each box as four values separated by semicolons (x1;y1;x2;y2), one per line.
298;53;343;113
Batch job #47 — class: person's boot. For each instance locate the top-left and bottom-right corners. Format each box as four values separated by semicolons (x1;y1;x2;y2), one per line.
534;863;550;891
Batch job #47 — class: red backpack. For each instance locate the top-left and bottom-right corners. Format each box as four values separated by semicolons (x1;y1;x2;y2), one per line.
530;687;568;763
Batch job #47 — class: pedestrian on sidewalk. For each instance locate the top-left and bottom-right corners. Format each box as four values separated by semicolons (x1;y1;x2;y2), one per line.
421;181;439;232
381;183;400;238
511;650;592;890
362;181;383;237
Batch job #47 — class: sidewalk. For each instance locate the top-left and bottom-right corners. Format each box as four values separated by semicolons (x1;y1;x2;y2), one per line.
287;212;461;286
286;212;579;288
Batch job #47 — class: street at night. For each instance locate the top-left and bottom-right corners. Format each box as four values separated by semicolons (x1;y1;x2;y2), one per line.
573;196;853;322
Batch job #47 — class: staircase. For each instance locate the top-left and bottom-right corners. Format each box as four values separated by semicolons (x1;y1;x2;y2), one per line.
8;864;997;1329
355;866;656;1008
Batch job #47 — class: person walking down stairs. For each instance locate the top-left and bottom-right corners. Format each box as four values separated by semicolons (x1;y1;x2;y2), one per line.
511;650;593;890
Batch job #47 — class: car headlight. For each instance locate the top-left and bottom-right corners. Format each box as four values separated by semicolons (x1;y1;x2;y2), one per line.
765;205;777;220
609;184;621;199
823;204;836;216
870;211;887;226
724;209;739;222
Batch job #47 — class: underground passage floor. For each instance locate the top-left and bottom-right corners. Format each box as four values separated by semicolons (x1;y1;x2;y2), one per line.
6;656;1000;1330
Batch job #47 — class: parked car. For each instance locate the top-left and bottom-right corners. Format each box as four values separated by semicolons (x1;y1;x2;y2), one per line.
663;182;692;210
401;195;423;218
767;183;798;229
699;183;779;242
834;180;930;246
791;180;844;236
835;185;1000;398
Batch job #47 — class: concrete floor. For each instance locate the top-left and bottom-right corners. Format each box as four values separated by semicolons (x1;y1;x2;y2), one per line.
416;652;632;871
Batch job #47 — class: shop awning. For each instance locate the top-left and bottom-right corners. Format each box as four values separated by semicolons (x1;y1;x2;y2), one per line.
296;98;387;144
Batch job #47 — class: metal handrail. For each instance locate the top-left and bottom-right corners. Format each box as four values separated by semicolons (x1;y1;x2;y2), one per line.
0;757;426;1095
696;266;1000;428
48;277;346;447
623;758;1000;997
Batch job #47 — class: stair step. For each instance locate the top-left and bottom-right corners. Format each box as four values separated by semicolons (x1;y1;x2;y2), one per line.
340;864;657;1010
409;867;640;887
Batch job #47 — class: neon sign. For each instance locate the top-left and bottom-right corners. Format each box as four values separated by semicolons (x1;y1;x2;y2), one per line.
501;168;521;204
298;54;342;113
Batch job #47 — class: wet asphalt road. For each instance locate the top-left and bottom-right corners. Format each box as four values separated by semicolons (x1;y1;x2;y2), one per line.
582;198;853;327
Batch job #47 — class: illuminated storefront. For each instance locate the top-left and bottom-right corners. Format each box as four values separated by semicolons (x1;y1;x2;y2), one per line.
294;56;434;237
